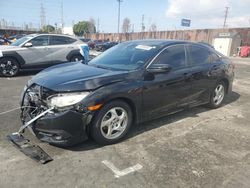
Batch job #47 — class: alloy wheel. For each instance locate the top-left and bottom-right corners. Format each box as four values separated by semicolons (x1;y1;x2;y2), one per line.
213;84;225;106
0;60;19;76
100;107;128;139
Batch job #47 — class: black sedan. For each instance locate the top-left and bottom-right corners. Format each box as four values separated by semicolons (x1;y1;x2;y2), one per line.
20;40;234;146
95;41;118;51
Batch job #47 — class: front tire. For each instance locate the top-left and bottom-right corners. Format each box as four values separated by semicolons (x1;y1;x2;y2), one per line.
208;81;226;108
0;57;20;77
91;100;132;145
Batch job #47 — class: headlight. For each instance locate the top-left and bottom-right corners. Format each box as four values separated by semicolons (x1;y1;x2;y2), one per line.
47;92;90;108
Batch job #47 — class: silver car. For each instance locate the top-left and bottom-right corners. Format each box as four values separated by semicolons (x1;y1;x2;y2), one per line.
0;34;89;76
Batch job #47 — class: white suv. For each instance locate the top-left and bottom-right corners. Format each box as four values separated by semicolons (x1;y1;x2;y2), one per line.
0;34;89;76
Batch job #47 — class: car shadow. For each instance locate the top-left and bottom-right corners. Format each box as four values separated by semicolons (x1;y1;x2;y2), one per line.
17;70;41;77
66;91;240;152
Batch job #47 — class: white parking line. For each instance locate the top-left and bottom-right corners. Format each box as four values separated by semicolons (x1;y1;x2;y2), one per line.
102;160;143;178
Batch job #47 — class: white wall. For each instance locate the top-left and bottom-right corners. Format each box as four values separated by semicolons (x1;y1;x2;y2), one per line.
63;27;74;35
213;38;231;56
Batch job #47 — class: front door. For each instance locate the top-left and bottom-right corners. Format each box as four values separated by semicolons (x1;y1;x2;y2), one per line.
142;44;192;118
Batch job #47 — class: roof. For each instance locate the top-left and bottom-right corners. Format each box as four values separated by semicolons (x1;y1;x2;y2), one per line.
26;33;77;38
123;39;211;49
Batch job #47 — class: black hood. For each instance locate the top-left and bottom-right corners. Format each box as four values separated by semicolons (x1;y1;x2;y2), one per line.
31;62;128;92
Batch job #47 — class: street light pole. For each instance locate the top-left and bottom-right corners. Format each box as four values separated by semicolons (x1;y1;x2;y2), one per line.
117;0;122;41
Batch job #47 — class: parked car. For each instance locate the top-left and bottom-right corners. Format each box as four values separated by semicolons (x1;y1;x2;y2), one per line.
87;39;103;49
20;40;234;146
79;37;91;43
8;34;27;42
0;34;88;76
0;37;11;45
239;46;250;57
95;41;118;51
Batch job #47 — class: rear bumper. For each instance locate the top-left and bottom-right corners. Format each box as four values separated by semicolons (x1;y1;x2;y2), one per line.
32;110;93;146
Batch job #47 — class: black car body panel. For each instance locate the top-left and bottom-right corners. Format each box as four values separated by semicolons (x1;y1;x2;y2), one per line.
34;110;90;145
21;40;234;146
31;62;130;91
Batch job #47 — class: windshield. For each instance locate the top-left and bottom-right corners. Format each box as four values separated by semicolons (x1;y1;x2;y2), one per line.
10;36;32;46
88;42;161;71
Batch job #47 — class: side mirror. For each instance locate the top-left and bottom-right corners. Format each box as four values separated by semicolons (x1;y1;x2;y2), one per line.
23;42;33;47
147;64;171;74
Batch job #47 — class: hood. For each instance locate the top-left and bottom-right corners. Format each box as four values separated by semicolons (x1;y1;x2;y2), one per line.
31;62;128;92
0;45;19;51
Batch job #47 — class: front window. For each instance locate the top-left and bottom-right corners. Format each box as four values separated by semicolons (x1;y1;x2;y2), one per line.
29;36;49;46
88;42;161;71
152;45;186;69
10;36;32;46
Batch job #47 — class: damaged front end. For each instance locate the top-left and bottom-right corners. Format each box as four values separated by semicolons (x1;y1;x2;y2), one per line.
20;84;91;146
7;83;93;163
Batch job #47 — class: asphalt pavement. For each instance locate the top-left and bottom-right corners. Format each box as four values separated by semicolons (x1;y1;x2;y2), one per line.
0;58;250;188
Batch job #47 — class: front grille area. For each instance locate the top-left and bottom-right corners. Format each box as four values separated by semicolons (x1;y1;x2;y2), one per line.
21;84;56;122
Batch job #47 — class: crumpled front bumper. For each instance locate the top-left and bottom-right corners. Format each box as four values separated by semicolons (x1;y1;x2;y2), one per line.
32;109;92;146
21;83;93;147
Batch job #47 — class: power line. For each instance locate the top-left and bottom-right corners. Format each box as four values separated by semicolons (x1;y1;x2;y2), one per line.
223;6;229;28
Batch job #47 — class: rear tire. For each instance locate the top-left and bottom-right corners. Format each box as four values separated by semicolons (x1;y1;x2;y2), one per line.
70;54;83;62
0;57;20;77
91;100;132;145
208;81;226;109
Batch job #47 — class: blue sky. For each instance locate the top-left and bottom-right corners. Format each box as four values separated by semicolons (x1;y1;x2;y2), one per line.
0;0;249;32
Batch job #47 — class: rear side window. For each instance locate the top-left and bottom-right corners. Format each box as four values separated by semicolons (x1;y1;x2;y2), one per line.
153;45;186;69
188;45;210;65
30;36;49;46
50;36;77;45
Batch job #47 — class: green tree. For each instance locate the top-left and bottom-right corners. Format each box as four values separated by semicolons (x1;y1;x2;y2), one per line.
73;21;96;36
41;25;55;33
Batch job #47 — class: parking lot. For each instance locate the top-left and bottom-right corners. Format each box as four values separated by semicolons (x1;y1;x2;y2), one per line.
0;58;249;188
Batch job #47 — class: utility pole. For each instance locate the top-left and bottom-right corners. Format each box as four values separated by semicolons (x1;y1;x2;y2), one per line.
40;0;46;29
61;1;64;34
97;18;100;33
223;7;229;28
141;14;145;32
117;0;123;40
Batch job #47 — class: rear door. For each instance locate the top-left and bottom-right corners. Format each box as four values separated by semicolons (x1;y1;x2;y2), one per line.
19;35;50;66
186;44;220;104
48;36;78;63
142;44;193;118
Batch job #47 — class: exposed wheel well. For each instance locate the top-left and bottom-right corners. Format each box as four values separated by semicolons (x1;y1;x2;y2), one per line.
0;56;20;65
71;53;84;58
220;78;229;94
